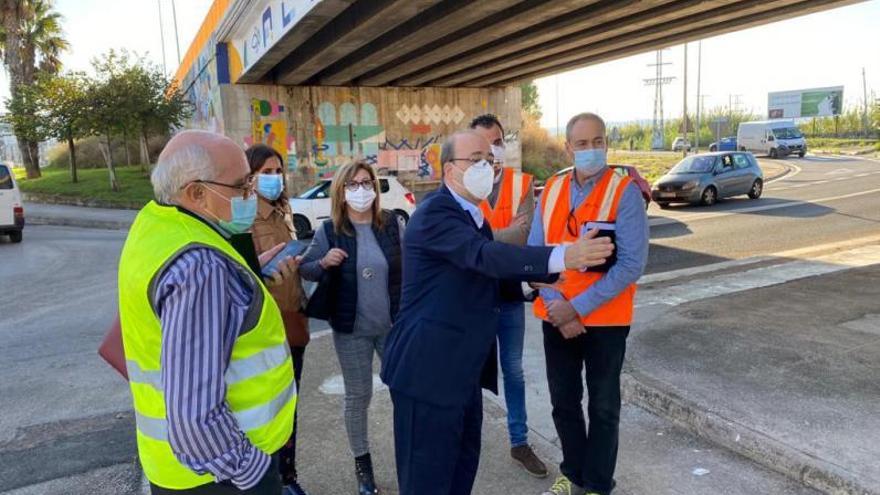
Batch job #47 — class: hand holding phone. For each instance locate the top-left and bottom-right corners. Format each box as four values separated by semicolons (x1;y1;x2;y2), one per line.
261;240;310;278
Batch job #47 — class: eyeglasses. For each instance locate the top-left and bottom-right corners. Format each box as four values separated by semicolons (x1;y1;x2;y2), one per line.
196;175;256;198
450;156;494;166
344;179;375;192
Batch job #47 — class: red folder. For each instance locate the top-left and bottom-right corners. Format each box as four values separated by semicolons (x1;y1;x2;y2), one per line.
98;313;128;380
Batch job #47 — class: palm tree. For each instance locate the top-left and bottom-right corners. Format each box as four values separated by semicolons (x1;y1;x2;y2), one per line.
0;0;68;179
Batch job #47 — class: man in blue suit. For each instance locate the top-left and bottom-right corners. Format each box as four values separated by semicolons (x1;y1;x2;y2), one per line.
381;131;615;495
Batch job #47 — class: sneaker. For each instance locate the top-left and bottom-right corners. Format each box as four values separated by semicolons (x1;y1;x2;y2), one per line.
283;480;310;495
540;476;586;495
511;444;549;478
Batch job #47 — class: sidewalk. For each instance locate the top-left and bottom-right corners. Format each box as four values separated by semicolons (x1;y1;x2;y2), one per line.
624;252;880;494
24;202;136;230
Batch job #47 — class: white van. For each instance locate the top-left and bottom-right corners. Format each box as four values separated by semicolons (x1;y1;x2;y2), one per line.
0;163;24;243
737;120;807;158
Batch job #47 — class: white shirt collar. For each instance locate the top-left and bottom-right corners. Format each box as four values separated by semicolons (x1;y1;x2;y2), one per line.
447;185;484;228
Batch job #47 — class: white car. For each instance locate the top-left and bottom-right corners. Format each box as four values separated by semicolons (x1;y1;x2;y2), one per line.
0;163;24;243
289;176;416;238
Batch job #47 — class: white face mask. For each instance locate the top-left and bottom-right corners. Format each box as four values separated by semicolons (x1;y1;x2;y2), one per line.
463;159;495;200
490;144;506;164
345;186;376;212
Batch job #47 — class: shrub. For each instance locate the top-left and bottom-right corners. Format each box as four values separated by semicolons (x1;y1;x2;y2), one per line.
46;134;170;169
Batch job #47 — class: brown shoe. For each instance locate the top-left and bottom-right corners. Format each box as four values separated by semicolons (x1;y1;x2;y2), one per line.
511;444;549;478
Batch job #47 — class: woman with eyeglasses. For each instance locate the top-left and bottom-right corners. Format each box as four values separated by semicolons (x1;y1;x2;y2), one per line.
245;144;311;495
299;160;405;495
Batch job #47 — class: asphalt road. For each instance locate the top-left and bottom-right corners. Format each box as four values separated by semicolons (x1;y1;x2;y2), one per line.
646;155;880;273
0;154;877;493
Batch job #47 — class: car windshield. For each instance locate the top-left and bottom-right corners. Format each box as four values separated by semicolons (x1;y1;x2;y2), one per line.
772;127;803;139
670;156;716;174
298;181;331;199
0;165;12;190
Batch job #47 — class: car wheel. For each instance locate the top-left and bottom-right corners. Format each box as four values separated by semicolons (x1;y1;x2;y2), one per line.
656;201;671;209
798;151;805;158
748;179;763;200
700;186;718;206
769;148;778;159
709;145;717;152
292;214;311;239
9;230;22;243
393;209;410;223
739;146;746;152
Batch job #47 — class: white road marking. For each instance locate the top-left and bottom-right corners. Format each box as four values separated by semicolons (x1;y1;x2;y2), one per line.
642;233;880;286
636;244;880;308
826;168;853;175
650;187;880;227
640;256;775;285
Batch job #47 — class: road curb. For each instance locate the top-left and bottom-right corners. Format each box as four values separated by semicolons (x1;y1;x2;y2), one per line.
622;370;879;495
26;215;131;231
762;161;796;182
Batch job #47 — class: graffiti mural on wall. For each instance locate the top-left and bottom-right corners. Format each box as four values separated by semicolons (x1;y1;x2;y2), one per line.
371;137;443;179
395;104;465;126
246;98;297;169
234;0;324;78
309;101;385;172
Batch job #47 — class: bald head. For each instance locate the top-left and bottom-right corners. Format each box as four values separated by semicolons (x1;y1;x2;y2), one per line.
152;130;248;205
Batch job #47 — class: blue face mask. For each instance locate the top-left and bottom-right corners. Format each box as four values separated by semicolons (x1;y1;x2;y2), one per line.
256;174;283;201
573;149;607;176
217;195;258;235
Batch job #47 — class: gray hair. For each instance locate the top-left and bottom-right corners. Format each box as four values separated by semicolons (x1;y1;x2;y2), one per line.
440;134;457;168
565;112;606;142
151;144;215;204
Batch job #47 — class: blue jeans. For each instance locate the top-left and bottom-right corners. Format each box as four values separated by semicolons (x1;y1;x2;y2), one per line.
498;301;528;447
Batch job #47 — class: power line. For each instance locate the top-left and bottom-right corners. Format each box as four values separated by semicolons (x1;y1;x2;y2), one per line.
157;0;168;76
171;0;182;64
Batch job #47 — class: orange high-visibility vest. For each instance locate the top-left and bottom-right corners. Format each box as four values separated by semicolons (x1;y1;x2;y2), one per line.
479;168;533;229
533;168;636;327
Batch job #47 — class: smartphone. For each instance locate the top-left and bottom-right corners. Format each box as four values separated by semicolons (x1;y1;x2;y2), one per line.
261;240;310;278
580;222;617;273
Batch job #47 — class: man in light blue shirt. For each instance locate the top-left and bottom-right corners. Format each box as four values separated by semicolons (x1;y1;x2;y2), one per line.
529;113;648;495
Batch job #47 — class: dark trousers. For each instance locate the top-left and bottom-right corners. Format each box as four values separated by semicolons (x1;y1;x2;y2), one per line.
150;455;281;494
542;322;629;495
279;345;306;484
391;387;483;495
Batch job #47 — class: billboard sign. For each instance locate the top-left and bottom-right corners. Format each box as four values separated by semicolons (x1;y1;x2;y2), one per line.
768;86;843;119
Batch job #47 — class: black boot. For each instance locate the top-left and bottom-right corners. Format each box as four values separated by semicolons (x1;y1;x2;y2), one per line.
355;453;379;495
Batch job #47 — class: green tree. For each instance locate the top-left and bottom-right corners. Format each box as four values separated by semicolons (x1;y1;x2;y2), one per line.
520;81;542;120
0;0;68;178
40;71;90;182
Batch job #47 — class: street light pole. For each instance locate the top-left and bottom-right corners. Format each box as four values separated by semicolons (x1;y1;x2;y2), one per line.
863;67;870;137
171;0;182;64
157;0;168;76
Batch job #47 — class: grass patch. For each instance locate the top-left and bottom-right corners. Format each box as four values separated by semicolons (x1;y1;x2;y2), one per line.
608;150;683;184
808;137;879;157
14;165;153;208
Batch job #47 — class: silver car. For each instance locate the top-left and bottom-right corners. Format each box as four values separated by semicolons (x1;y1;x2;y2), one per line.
651;152;763;208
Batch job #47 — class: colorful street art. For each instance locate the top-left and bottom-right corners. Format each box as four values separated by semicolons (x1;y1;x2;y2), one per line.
373;137;443;179
395;104;465;125
310;101;386;171
246;98;297;169
233;0;324;78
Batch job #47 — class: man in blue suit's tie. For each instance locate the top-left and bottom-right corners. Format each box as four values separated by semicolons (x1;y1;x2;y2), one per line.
381;131;615;495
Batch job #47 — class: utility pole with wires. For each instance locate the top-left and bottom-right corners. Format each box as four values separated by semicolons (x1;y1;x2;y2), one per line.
157;0;168;76
695;41;702;151
644;50;675;150
171;0;182;64
555;74;560;139
681;43;689;156
863;67;870;137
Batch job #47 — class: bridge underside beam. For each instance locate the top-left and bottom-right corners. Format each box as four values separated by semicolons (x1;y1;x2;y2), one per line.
245;0;862;87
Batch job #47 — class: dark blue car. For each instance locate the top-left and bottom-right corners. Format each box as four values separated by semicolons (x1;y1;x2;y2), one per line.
709;136;738;152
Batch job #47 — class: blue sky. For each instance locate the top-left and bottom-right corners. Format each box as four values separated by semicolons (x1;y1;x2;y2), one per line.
0;0;877;125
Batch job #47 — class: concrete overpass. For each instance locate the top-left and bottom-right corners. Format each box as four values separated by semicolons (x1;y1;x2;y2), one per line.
174;0;864;183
